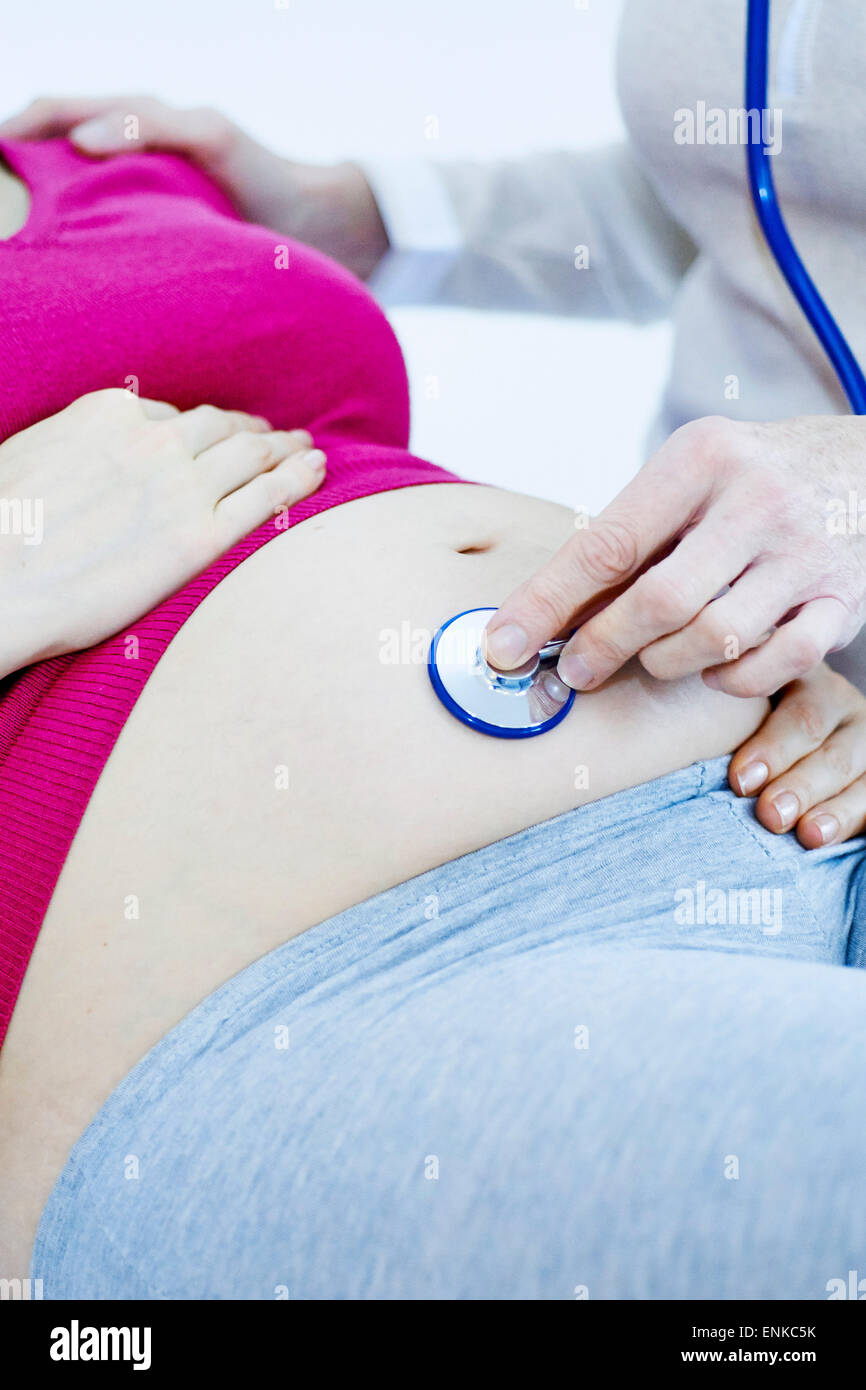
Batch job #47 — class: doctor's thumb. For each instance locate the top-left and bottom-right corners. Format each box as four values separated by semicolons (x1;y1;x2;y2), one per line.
484;575;574;670
484;620;532;670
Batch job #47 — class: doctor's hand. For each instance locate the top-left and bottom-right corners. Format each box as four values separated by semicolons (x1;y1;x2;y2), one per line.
0;389;326;680
486;415;866;698
0;96;390;280
730;665;866;848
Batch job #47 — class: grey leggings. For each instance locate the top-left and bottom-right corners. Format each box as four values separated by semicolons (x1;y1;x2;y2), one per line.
33;757;866;1299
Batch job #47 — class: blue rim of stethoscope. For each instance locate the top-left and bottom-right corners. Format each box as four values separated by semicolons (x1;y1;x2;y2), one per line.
746;0;866;414
427;607;577;738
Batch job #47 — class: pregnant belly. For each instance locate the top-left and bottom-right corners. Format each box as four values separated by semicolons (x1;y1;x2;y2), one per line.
0;482;768;1265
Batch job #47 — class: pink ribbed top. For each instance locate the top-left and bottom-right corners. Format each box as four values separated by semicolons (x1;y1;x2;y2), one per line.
0;137;460;1046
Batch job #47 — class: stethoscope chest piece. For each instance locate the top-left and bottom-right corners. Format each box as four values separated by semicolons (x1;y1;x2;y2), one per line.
428;607;575;738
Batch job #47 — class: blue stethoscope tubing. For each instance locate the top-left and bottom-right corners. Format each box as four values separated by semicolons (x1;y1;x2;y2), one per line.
746;0;866;414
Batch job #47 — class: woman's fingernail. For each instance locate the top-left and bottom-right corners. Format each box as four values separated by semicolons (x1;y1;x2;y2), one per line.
770;790;800;830
303;448;326;471
72;119;117;151
737;760;769;795
810;812;840;845
485;624;528;668
557;652;594;690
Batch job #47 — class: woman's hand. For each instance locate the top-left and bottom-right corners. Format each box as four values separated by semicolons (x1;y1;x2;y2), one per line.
729;665;866;848
0;388;325;678
0;96;390;280
485;415;866;698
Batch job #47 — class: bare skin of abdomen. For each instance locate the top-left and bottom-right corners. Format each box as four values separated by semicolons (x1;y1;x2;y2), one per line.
0;482;769;1270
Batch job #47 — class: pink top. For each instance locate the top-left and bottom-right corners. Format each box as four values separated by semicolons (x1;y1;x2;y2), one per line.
0;137;460;1047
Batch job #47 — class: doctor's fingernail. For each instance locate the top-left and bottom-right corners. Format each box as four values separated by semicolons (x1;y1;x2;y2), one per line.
810;812;840;845
557;652;594;690
541;671;570;702
485;624;527;668
769;790;799;830
737;760;769;795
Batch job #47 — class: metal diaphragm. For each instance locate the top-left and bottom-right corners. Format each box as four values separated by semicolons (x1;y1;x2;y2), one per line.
427;607;576;739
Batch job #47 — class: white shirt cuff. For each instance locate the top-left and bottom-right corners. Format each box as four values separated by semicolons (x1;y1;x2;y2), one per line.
362;156;463;304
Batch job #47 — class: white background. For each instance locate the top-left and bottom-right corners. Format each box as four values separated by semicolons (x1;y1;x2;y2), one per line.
3;0;672;510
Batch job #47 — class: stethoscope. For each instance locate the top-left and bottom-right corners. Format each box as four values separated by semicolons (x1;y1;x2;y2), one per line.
428;0;866;739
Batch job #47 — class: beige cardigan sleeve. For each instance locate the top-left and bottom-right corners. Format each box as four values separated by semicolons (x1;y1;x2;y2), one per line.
369;143;697;321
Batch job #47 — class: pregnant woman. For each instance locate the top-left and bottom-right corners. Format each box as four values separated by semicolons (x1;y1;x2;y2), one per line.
1;123;866;1301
